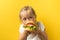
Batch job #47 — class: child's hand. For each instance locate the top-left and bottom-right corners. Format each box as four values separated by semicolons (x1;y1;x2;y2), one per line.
25;28;31;31
24;28;37;34
36;27;42;34
24;28;31;35
24;27;36;32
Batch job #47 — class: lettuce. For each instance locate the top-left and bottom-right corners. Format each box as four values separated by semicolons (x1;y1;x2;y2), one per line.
23;26;37;30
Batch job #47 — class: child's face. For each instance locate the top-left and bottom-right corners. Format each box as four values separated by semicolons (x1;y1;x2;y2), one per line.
20;10;36;26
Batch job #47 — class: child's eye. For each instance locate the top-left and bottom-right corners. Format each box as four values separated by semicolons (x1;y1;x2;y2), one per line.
29;17;32;19
23;18;26;20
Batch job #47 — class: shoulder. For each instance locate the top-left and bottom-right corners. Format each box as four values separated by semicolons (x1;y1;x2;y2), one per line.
37;21;45;32
19;24;25;33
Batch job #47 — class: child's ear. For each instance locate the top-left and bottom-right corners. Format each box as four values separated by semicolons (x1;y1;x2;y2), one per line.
35;16;36;18
35;14;37;18
19;16;22;23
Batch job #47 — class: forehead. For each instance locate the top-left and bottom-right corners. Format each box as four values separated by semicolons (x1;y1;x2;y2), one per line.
20;10;34;18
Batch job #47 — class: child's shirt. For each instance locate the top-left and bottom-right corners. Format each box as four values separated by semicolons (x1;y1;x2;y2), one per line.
19;22;45;40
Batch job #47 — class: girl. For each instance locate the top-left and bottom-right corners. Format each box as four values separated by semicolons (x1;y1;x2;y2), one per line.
19;6;48;40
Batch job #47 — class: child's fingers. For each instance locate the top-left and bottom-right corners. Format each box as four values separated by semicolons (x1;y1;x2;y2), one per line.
24;28;32;33
25;28;31;31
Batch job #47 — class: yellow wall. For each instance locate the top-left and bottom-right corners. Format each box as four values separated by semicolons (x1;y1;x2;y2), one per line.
0;0;60;40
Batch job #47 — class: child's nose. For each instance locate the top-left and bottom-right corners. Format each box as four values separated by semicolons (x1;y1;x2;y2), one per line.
26;19;30;23
26;19;33;24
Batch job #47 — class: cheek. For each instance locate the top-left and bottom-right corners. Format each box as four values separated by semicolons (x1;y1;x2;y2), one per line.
22;20;27;24
32;18;36;22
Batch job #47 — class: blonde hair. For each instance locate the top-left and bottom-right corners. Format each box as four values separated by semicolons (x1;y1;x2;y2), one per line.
19;6;36;19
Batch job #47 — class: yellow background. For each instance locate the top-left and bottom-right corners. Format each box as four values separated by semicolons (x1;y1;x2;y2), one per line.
0;0;60;40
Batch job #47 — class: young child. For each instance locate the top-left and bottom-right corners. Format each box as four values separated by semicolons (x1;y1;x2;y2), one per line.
19;6;48;40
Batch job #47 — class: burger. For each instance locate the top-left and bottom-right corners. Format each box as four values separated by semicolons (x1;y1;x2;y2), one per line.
23;23;37;31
